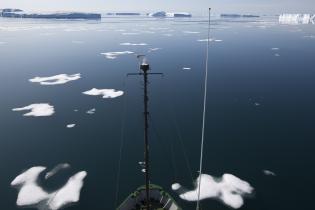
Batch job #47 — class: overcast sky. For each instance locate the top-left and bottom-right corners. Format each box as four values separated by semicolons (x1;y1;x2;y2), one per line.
1;0;314;14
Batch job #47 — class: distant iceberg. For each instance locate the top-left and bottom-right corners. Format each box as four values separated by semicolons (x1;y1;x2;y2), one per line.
0;8;101;19
148;11;166;17
279;14;314;24
148;11;192;18
221;14;260;18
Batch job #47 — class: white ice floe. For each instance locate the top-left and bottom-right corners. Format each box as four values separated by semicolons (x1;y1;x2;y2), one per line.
11;166;87;210
274;53;280;57
263;170;276;176
254;102;260;106
271;48;280;50
163;34;173;37
12;103;55;117
183;31;200;34
83;88;124;98
86;108;96;114
148;48;162;52
172;183;181;190
29;74;81;85
173;174;253;209
279;14;315;25
182;67;191;70
45;163;71;179
120;42;148;46
101;51;134;59
197;38;223;42
304;35;315;39
66;124;76;128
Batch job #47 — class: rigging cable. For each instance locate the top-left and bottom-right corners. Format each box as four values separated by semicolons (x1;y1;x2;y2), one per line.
196;8;211;210
114;77;128;209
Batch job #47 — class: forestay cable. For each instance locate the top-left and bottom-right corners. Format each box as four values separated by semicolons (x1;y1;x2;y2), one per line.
196;8;211;210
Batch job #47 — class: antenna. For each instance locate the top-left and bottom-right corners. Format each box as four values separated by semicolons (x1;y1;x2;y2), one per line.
196;7;211;210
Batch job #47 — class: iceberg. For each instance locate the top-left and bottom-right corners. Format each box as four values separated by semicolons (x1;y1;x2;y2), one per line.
221;14;260;18
279;14;315;24
166;12;192;17
148;11;166;17
0;8;101;19
148;11;192;18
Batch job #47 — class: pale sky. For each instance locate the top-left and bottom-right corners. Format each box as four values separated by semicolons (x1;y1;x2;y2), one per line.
1;0;314;14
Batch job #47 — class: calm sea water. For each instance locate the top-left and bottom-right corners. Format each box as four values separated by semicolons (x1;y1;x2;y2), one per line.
0;15;315;210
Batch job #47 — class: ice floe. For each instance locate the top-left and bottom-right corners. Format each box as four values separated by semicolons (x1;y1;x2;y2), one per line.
173;174;253;209
263;170;276;176
271;48;280;50
29;74;81;85
86;108;96;114
45;163;71;179
11;165;87;210
120;42;148;46
101;51;134;59
66;124;76;128
182;67;191;70
197;38;223;42
12;103;55;117
83;88;124;98
148;48;162;52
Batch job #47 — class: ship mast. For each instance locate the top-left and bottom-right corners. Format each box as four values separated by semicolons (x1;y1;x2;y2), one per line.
142;63;150;210
128;57;162;210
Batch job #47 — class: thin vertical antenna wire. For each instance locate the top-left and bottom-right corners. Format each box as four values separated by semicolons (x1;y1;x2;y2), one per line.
196;8;211;210
114;78;128;208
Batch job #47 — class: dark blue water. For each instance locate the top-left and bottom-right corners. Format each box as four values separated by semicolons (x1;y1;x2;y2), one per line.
0;16;315;210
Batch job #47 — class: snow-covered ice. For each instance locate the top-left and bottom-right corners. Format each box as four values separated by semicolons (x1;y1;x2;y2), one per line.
45;163;71;179
173;174;253;209
83;88;124;98
12;103;55;117
11;165;87;210
148;48;162;52
86;108;96;114
29;74;81;85
182;67;191;70
66;124;76;128
197;38;223;42
263;170;276;176
101;51;134;59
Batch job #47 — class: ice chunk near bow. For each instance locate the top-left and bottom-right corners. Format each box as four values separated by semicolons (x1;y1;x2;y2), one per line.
29;74;81;85
83;88;124;98
172;174;253;209
12;103;55;117
11;166;87;210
